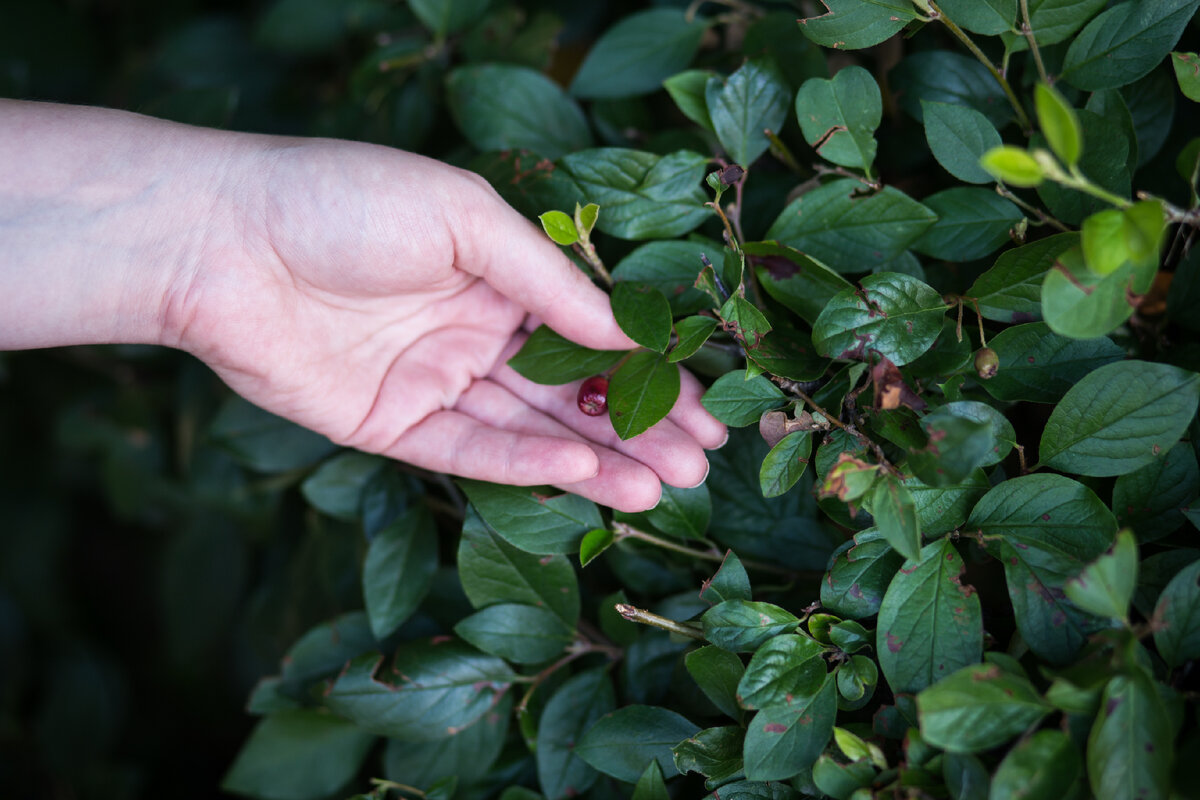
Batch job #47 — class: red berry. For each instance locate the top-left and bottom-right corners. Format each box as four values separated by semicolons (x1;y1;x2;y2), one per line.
577;375;609;416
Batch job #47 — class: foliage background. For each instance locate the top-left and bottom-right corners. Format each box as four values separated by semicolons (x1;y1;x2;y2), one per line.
4;1;1200;799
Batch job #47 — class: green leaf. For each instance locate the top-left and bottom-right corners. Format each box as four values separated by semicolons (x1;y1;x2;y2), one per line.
1039;360;1200;476
458;480;604;555
611;282;673;353
765;179;937;273
210;396;337;473
706;59;790;167
408;0;490;35
890;51;1011;128
609;350;681;440
613;239;722;316
446;65;591;160
300;451;385;521
453;602;574;664
539;210;578;246
916;663;1051;753
869;478;921;561
642;483;711;541
1041;247;1150;338
672;726;745;784
575;705;700;782
813;272;948;366
749;242;855;326
836;656;879;710
1114;442;1199;541
579;527;614;567
537;668;614;800
1086;88;1140;176
664;69;716;131
632;761;670;800
912;187;1022;262
828;620;872;654
721;295;773;349
1064;529;1138;623
1081;201;1166;277
324;643;515;740
742;676;837;781
686;645;746;720
1061;0;1200;91
812;754;875;798
700;551;751;606
967;474;1117;664
1172;51;1200;101
1035;83;1082;167
981;322;1124;404
980;146;1045;187
876;538;983;695
1153;559;1200;667
222;710;375;800
795;66;881;172
457;508;579;628
669;316;719;363
702;600;800;653
363;505;437;639
382;694;510;790
570;9;709;99
1003;0;1106;51
736;634;828;710
968;232;1078;323
936;0;1016;34
799;0;916;49
558;149;709;240
576;202;599;236
701;372;786;427
507;326;626;385
759;431;813;499
1036;110;1131;225
921;101;1004;184
901;468;990;536
989;730;1082;800
1087;671;1173;800
821;530;905;620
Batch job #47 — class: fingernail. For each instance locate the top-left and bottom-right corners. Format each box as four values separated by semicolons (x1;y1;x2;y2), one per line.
686;460;711;489
714;430;730;450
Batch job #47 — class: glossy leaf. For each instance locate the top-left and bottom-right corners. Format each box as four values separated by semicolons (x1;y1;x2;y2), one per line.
759;431;813;499
1004;0;1106;51
795;66;881;171
742;676;837;781
664;69;716;131
575;705;700;782
670;316;719;363
812;272;948;366
922;101;1003;184
968;232;1078;323
736;634;828;710
453;602;574;664
539;210;578;246
981;322;1124;403
901;468;990;536
570;9;709;98
799;0;916;50
916;663;1051;753
363;505;437;639
507;325;626;385
937;0;1016;34
611;282;673;353
537;668;614;800
707;59;790;167
980;146;1045;187
870;478;921;561
701;372;786;427
703;600;800;653
912;187;1022;262
672;726;744;784
609;350;681;440
1153;559;1200;667
750;242;854;325
821;529;906;620
459;480;604;555
1087;671;1173;800
700;551;752;606
1061;0;1200;91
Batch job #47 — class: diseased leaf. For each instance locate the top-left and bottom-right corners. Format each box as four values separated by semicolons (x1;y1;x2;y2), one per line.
799;0;916;50
795;66;881;172
1172;51;1200;102
1064;529;1138;623
820;529;905;620
750;242;854;325
742;676;837;781
1153;560;1200;667
736;634;828;710
1087;671;1174;800
917;663;1050;753
812;272;948;366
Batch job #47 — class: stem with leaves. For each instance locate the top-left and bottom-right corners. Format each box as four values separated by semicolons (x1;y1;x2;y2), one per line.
613;522;800;577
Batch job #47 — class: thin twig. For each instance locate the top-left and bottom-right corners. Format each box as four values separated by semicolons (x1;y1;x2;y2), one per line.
1019;0;1048;85
615;604;707;640
613;522;799;577
996;185;1071;232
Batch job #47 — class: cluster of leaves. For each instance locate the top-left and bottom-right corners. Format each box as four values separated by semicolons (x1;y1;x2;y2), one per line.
5;0;1200;799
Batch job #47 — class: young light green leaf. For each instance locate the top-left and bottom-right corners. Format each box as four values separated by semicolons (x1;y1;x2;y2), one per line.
1042;247;1150;339
921;101;1004;184
537;668;614;800
453;603;575;664
1061;0;1200;91
570;9;709;98
579;528;614;567
795;66;882;171
1039;360;1200;476
706;59;790;167
1153;559;1200;667
611;282;673;353
1035;83;1082;167
701;372;786;427
980;146;1045;187
1172;52;1200;101
876;538;983;694
507;325;627;385
363;505;437;639
575;705;700;782
799;0;917;49
609;350;681;440
576;202;599;236
812;272;948;366
1081;201;1166;276
1064;529;1138;623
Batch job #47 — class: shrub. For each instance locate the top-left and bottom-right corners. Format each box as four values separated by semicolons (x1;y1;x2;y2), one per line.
4;1;1200;799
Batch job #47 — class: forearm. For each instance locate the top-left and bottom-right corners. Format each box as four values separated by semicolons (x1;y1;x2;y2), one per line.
0;100;250;349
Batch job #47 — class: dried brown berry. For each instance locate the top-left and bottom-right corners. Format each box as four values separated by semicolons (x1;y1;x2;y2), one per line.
975;347;1000;380
577;375;609;416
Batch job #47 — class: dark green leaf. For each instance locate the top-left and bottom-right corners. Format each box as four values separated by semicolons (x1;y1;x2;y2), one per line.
570;9;709;99
409;0;490;35
632;761;670;800
613;239;721;316
937;0;1016;34
664;69;716;131
736;634;828;710
686;645;746;720
609;350;681;440
382;694;511;790
1087;671;1173;800
821;529;905;620
1064;529;1137;622
222;710;375;800
749;242;855;325
799;0;916;50
936;400;1016;467
701;372;786;427
968;232;1078;323
324;643;515;740
700;551;752;605
916;663;1051;753
457;508;579;628
870;478;921;561
575;705;700;782
669;316;719;363
742;676;837;781
921;101;1004;184
210;396;337;473
278;612;380;694
645;483;711;540
876;538;983;695
967;474;1117;663
1153;560;1200;667
707;59;790;167
702;600;800;653
765;180;937;273
458;480;604;555
453;602;574;664
446;65;591;159
301;451;385;521
890;51;1011;128
1061;0;1200;91
672;726;745;783
363;505;437;639
795;66;881;172
537;668;615;800
612;282;673;353
981;322;1124;404
559;149;709;240
507;325;626;385
1039;360;1200;476
1003;0;1106;51
759;431;813;499
1086;89;1140;176
828;620;872;654
812;754;875;799
901;468;990;536
912;187;1021;262
989;729;1081;800
812;272;948;365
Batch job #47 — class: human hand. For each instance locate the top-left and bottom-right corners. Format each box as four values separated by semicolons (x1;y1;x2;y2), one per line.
168;138;726;511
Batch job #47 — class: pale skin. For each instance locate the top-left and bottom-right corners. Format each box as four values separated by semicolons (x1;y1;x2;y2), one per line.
0;100;727;512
